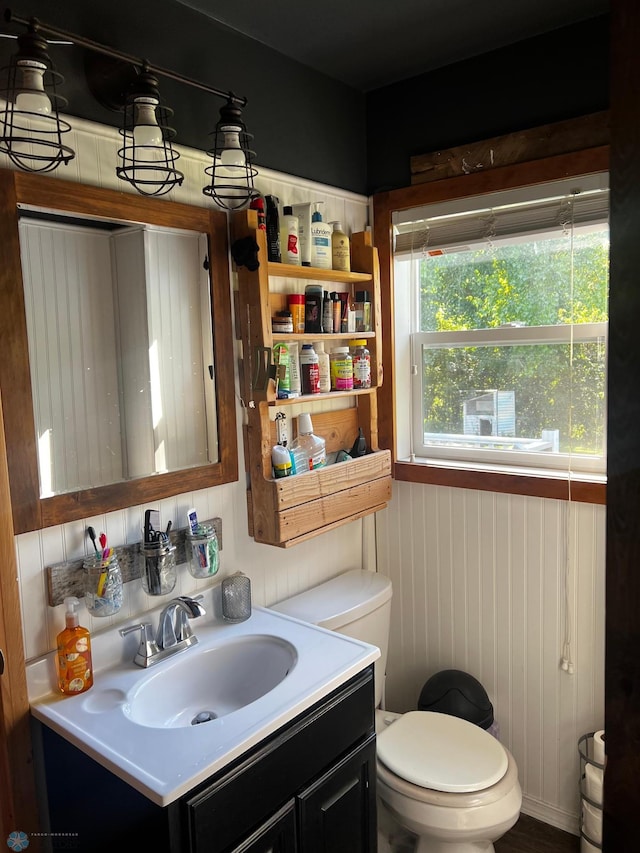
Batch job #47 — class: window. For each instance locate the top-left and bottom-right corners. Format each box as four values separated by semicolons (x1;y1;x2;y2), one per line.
393;173;609;475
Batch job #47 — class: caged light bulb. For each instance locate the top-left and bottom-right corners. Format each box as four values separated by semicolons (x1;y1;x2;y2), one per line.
15;60;52;115
218;129;246;169
133;98;163;154
214;127;250;206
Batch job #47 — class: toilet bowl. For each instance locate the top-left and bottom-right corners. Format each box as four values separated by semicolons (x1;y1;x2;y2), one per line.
272;570;522;852
376;710;521;852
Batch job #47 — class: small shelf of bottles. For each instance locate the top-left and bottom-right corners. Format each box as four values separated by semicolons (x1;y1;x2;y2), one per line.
266;388;376;407
267;261;372;285
232;208;391;548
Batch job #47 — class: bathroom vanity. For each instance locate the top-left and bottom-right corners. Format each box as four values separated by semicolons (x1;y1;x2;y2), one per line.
29;600;379;852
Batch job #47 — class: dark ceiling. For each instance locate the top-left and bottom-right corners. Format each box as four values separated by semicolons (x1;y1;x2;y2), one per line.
174;0;609;91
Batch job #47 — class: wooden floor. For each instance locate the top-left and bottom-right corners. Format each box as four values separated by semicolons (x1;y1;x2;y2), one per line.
382;809;580;852
495;815;580;853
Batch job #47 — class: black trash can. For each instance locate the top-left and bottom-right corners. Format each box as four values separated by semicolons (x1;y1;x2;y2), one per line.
418;669;497;734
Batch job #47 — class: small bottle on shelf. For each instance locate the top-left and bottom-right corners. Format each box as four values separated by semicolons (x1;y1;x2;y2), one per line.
329;221;350;272
353;290;372;332
290;412;326;472
314;341;331;393
265;195;281;263
350;340;371;389
310;204;332;269
272;443;293;478
330;346;353;391
331;291;342;333
280;206;301;265
304;284;323;334
300;343;320;395
288;294;305;334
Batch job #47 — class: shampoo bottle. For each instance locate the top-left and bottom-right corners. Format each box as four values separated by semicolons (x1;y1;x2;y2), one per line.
330;221;351;272
56;596;93;695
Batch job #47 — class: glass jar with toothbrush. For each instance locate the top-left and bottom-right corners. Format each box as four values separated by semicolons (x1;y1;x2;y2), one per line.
140;509;177;596
83;539;123;617
185;508;219;579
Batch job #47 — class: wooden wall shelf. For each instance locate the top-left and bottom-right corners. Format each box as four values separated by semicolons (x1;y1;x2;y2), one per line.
233;209;392;548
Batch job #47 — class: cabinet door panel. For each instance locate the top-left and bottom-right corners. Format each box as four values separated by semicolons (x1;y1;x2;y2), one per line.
230;801;297;853
297;735;376;853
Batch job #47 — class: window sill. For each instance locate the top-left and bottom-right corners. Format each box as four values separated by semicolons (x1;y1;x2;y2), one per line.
394;458;606;504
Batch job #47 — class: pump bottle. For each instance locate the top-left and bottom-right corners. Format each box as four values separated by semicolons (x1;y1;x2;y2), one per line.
310;204;332;268
56;596;93;695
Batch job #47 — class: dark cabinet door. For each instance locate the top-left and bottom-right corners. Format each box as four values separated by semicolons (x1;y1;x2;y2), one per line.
230;801;297;853
297;735;377;853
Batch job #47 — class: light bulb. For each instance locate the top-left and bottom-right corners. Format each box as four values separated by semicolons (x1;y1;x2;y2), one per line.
133;98;162;155
15;60;52;114
214;126;250;207
219;129;247;169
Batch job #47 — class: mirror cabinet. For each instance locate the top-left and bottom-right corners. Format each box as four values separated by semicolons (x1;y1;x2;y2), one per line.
0;168;238;534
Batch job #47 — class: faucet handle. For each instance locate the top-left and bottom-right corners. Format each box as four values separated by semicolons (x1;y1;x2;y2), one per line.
120;622;160;668
176;594;206;617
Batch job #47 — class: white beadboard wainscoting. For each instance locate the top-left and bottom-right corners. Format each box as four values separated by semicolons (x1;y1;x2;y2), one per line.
5;113;370;660
376;480;606;834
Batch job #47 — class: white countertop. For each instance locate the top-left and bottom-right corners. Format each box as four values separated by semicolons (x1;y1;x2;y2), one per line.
28;595;379;806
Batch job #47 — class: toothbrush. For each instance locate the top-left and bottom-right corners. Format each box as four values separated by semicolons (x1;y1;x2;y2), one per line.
87;526;99;556
97;534;111;596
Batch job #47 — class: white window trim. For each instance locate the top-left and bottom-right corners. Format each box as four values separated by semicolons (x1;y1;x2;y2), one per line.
410;322;608;474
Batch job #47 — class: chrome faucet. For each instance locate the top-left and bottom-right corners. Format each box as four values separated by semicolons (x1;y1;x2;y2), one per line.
120;595;206;668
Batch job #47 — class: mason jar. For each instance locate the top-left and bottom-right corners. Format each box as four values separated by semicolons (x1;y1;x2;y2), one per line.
140;542;177;596
84;551;123;617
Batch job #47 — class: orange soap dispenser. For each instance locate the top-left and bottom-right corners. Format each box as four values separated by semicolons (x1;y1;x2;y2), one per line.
56;596;93;695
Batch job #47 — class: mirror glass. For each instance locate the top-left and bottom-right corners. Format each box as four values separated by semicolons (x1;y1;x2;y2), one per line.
18;208;218;498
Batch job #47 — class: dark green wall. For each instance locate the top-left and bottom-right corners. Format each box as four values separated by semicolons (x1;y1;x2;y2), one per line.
1;4;609;195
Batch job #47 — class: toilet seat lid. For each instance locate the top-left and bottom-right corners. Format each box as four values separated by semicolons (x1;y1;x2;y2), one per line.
377;711;508;793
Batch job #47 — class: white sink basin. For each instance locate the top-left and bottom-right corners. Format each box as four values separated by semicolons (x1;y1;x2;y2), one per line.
125;634;297;728
28;600;379;806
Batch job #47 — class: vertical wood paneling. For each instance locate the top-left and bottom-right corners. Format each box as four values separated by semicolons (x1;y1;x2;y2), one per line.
377;481;605;833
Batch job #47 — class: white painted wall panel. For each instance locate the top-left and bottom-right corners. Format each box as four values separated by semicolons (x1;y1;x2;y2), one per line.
20;220;123;494
376;481;605;834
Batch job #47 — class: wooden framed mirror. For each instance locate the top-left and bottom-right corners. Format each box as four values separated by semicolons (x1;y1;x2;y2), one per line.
0;168;238;534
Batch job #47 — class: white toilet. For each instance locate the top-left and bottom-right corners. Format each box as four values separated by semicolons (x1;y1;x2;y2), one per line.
272;569;522;853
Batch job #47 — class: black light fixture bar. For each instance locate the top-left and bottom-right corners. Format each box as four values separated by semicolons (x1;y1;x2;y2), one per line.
3;8;247;107
2;8;259;207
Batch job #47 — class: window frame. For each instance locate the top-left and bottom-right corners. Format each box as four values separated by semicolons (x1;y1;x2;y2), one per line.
372;145;609;504
411;322;608;472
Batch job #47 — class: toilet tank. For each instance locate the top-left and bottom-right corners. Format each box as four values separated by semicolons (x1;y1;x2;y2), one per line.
271;569;392;708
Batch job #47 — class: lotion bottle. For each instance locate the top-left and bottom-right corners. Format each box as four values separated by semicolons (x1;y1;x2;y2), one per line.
314;341;331;393
56;596;93;695
279;205;301;265
329;221;351;272
310;204;332;269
